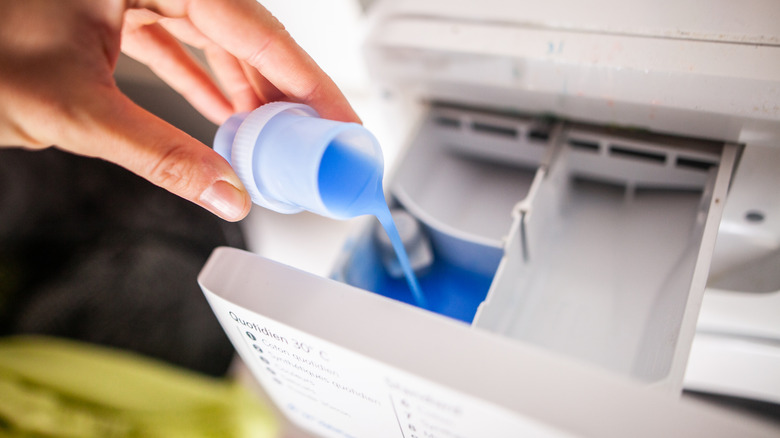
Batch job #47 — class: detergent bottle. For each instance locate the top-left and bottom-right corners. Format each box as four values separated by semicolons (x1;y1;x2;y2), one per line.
214;102;426;308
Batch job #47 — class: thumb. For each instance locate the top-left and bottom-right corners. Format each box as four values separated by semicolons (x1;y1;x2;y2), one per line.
67;88;251;221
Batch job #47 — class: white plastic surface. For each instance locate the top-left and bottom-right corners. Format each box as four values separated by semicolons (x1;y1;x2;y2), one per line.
364;0;780;147
371;0;780;45
199;247;780;438
390;106;550;275
708;144;780;292
697;288;780;343
685;333;780;405
685;286;780;403
472;124;734;388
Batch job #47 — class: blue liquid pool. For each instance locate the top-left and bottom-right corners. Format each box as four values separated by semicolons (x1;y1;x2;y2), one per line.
319;140;427;308
369;256;494;323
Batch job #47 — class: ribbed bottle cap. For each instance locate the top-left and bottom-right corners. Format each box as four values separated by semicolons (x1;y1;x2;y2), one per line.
231;102;319;213
213;112;248;164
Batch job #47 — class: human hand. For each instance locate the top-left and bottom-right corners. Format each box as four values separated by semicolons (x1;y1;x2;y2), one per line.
0;0;360;221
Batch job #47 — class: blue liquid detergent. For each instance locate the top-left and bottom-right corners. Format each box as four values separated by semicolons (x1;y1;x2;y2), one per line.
338;219;496;323
318;141;427;308
370;258;493;323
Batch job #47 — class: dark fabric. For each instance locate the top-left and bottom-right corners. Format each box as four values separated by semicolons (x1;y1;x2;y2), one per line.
0;148;243;376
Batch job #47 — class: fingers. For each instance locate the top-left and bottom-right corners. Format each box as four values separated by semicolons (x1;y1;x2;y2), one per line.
203;45;262;112
125;12;261;115
66;87;250;221
240;60;286;104
156;15;284;111
133;0;360;123
121;14;233;124
150;16;270;113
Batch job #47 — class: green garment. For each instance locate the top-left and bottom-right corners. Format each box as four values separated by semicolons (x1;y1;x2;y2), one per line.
0;336;277;438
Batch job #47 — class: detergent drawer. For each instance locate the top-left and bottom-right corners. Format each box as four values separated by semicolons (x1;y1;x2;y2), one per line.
198;247;775;438
197;104;754;437
333;104;737;390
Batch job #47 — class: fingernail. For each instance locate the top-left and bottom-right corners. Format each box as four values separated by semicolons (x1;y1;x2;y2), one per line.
200;180;248;221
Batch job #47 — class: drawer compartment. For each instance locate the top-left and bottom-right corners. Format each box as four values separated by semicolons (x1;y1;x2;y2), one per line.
337;105;736;388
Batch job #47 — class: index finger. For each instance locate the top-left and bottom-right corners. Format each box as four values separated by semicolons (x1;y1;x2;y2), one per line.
131;0;360;123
